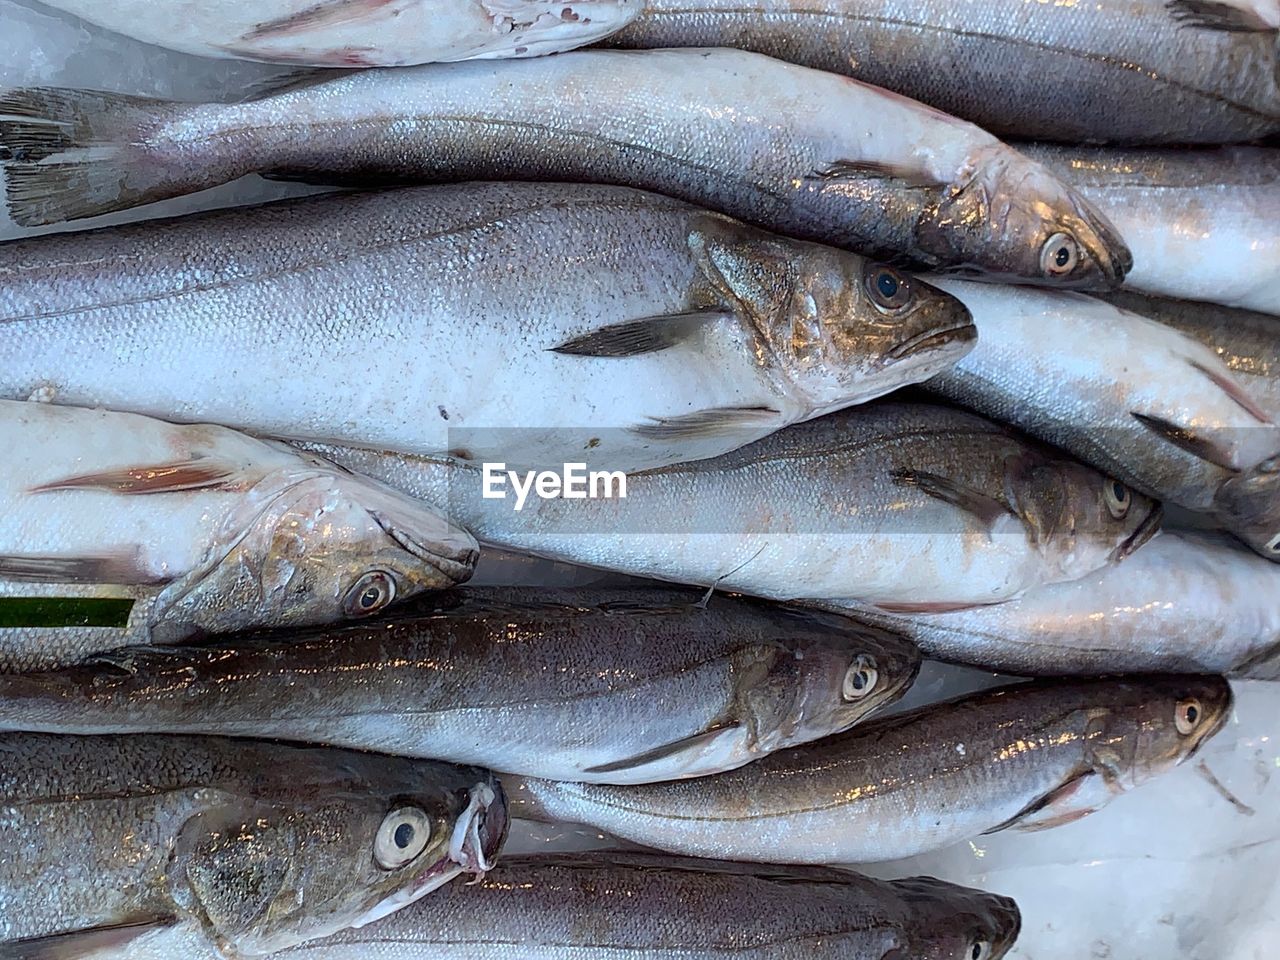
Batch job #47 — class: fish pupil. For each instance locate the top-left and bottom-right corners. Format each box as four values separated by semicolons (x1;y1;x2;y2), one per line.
361;586;381;608
394;823;415;849
876;272;899;298
1054;246;1071;267
852;671;867;690
1185;705;1198;724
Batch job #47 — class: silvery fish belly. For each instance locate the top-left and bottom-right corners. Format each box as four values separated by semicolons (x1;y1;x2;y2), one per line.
0;182;975;472
0;733;507;957
112;854;1023;960
603;0;1280;145
1020;145;1280;314
29;0;642;65
824;531;1280;679
0;400;477;669
312;402;1163;609
510;676;1232;864
928;281;1280;561
0;587;921;784
0;49;1132;288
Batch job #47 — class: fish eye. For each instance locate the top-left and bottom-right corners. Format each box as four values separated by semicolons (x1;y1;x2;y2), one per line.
863;263;914;314
842;655;879;701
344;570;397;618
1039;233;1080;278
968;939;992;960
1266;533;1280;555
374;806;432;870
1103;480;1131;520
1175;697;1203;735
1258;456;1280;475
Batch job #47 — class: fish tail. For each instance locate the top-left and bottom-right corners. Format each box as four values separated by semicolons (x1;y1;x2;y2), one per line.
0;87;221;226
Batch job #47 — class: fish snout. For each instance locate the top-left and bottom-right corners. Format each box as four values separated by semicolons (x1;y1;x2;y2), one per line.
1214;454;1280;562
1069;198;1133;288
1112;500;1164;562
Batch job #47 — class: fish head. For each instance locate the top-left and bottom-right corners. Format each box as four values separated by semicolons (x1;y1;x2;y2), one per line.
689;215;976;412
170;754;507;955
755;609;922;747
150;464;479;641
1003;454;1163;579
919;150;1131;289
1213;453;1280;562
892;876;1022;960
1082;675;1233;793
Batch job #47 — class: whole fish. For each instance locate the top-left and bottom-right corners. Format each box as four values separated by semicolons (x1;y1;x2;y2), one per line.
0;400;477;671
509;676;1232;863
26;0;641;65
1104;291;1280;418
602;0;1280;145
0;733;507;956
927;281;1280;561
1018;145;1280;314
111;854;1023;960
821;531;1280;679
311;403;1163;609
0;49;1132;288
0;182;974;472
0;587;921;783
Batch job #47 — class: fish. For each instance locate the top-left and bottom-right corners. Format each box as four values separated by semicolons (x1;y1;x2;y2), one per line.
108;854;1023;960
818;531;1280;679
927;280;1280;561
0;732;507;956
0;182;975;473
0;400;477;671
1017;145;1280;314
0;586;921;783
507;676;1233;864
602;0;1280;145
1103;292;1280;419
0;49;1131;287
308;402;1163;609
25;0;642;65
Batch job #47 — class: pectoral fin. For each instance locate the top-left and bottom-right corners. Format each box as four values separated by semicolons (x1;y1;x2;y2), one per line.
240;0;407;42
873;600;988;614
551;312;730;357
0;917;176;960
1166;0;1274;31
1189;359;1273;424
892;470;1013;528
807;159;946;189
1132;412;1239;471
630;406;782;442
30;458;242;495
582;724;742;778
0;554;158;585
984;772;1111;834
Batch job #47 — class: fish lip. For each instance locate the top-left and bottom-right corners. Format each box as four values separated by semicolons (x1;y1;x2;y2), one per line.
448;781;507;875
885;321;978;362
1072;203;1133;286
349;860;465;930
1112;502;1164;562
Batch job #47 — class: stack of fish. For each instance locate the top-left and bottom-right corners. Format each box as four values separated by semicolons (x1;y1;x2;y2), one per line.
0;0;1275;956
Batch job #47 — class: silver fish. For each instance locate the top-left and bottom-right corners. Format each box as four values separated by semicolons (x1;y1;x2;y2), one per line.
0;49;1131;287
1017;145;1280;314
0;182;974;473
821;531;1280;679
111;854;1022;960
309;403;1163;609
0;733;507;956
0;400;477;671
25;0;642;65
603;0;1280;145
0;587;921;783
509;676;1233;863
927;280;1280;561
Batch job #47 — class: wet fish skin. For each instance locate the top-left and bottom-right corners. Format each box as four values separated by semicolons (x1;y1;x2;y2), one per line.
310;402;1162;608
0;49;1130;287
1017;145;1280;314
0;182;974;473
509;676;1233;864
820;531;1280;679
0;733;506;956
603;0;1280;145
0;587;921;783
91;855;1022;960
927;280;1280;561
0;400;477;669
30;0;643;65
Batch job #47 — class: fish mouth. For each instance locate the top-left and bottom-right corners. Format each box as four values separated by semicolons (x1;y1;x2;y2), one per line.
1072;203;1133;286
886;321;978;362
1111;502;1164;562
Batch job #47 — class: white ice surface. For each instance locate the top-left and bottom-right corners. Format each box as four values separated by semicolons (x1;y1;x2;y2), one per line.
2;5;1278;956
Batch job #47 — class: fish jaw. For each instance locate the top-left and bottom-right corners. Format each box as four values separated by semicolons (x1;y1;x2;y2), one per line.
1213;454;1280;562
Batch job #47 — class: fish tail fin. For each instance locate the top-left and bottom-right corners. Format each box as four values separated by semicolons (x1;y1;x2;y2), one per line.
0;87;219;226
